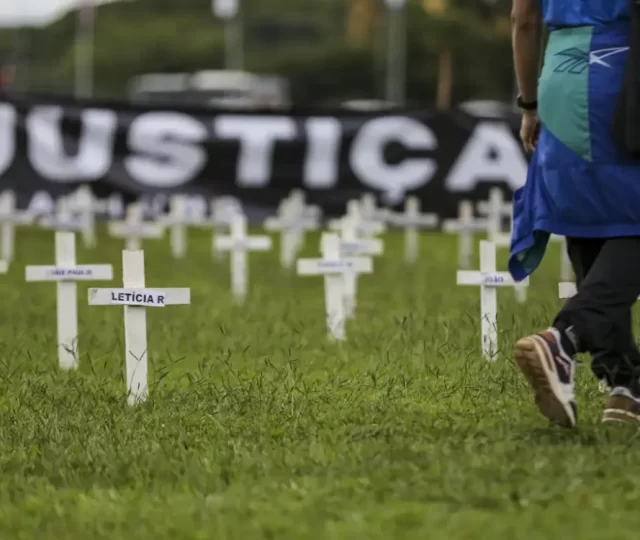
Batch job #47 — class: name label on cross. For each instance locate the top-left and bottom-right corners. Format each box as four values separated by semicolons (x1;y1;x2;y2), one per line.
109;290;166;307
48;267;94;278
317;261;358;270
341;242;367;250
340;239;383;255
482;274;506;285
26;264;113;282
41;219;84;230
456;270;525;287
231;241;264;249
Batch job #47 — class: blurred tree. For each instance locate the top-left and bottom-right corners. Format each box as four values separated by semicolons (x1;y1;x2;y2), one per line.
0;0;514;105
348;0;376;46
423;0;448;14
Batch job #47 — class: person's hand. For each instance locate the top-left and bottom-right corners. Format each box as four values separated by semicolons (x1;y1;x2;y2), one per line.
520;110;540;154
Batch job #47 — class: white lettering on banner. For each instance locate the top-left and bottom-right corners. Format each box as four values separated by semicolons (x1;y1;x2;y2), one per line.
26;106;117;182
124;112;208;188
215;115;297;187
303;117;341;188
0;103;16;176
350;116;437;204
109;290;166;307
446;122;527;192
0;102;529;199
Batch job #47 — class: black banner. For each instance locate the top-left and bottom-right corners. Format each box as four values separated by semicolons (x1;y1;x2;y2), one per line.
0;92;528;219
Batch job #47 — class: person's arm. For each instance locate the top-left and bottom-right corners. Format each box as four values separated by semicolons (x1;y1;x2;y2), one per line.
511;0;542;105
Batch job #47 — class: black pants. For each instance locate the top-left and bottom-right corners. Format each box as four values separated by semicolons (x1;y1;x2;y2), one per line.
554;237;640;388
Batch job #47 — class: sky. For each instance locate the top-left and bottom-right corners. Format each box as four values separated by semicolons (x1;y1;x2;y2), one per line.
0;0;110;27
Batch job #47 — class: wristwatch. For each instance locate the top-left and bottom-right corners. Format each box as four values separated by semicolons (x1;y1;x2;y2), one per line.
517;94;538;111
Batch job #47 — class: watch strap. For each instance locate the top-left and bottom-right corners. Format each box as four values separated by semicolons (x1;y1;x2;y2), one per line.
517;95;538;110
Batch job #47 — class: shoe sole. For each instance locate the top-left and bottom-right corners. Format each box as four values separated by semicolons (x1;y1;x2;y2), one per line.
602;413;640;424
514;337;576;428
602;405;640;424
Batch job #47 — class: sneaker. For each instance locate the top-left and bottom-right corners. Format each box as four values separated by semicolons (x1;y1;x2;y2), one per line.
514;328;578;428
602;386;640;424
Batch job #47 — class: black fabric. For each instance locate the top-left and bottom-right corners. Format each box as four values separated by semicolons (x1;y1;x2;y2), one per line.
611;0;640;157
554;237;640;388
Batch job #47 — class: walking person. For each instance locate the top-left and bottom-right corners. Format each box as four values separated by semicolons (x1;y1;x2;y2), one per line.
509;0;640;427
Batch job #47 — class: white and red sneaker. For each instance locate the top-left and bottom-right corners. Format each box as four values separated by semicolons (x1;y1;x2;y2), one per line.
603;386;640;424
514;328;577;428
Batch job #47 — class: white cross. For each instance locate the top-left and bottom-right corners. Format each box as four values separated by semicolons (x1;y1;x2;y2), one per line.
210;198;241;227
93;193;125;219
337;216;382;319
160;195;210;259
165;194;208;226
501;212;528;306
297;232;372;341
328;201;386;237
457;240;529;361
287;189;322;222
108;203;164;251
205;198;242;262
0;190;33;263
349;200;386;236
67;185;98;248
443;200;488;269
360;193;390;223
550;235;573;281
475;190;526;303
559;282;577;298
159;195;195;259
40;197;86;233
388;196;438;264
477;187;512;245
214;214;272;304
168;196;188;259
264;200;319;269
88;250;191;405
282;191;322;254
25;232;113;370
26;191;56;219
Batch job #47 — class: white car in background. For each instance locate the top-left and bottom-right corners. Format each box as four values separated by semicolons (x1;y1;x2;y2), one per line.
129;70;290;109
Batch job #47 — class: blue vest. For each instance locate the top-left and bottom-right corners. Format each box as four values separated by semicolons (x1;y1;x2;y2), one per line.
541;0;630;28
508;3;638;280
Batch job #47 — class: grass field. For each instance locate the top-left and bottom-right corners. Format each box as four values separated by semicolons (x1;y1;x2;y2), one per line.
1;227;639;539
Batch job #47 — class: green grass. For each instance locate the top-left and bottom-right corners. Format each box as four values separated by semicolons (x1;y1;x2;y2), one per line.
0;227;639;539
